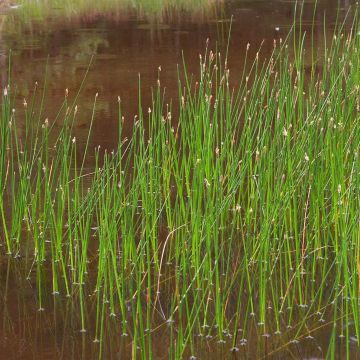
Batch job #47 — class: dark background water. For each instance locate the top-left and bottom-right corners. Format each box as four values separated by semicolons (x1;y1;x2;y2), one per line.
0;0;353;150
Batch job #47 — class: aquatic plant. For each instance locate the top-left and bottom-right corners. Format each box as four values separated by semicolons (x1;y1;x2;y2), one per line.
8;0;222;25
0;5;359;359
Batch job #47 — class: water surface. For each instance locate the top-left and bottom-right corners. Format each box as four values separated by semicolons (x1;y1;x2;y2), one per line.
0;0;352;149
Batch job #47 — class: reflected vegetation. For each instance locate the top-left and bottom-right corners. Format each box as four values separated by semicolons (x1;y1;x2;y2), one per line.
1;257;359;359
0;0;354;150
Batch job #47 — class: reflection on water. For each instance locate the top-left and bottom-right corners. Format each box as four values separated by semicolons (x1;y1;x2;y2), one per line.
0;0;354;150
1;257;359;359
0;0;359;359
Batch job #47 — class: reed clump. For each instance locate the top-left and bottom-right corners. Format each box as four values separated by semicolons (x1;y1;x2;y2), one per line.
0;8;360;360
10;0;220;25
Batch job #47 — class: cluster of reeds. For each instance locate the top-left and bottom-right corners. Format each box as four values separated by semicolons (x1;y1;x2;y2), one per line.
10;0;221;25
0;7;359;359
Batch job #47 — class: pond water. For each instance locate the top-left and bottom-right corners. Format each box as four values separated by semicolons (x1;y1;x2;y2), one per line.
1;255;359;359
0;0;352;150
0;1;359;359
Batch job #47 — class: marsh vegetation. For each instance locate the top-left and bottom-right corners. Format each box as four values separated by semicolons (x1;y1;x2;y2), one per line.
0;1;359;359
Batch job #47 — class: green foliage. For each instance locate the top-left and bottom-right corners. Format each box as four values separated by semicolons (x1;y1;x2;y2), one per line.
0;5;360;359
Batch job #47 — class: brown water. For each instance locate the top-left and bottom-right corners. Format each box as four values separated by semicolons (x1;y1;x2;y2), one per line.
0;0;352;150
0;1;358;359
1;256;359;359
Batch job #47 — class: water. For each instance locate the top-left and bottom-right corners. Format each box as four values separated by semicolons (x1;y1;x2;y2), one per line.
1;256;358;359
0;1;358;359
0;0;351;150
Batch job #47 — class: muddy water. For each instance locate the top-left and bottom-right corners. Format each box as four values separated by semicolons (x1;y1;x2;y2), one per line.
0;0;352;150
0;1;358;359
1;256;359;359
